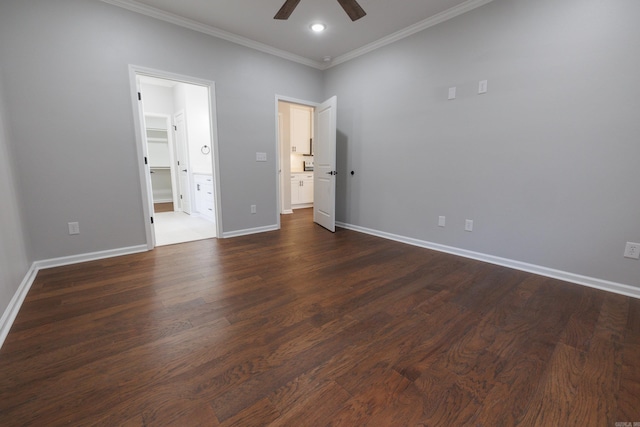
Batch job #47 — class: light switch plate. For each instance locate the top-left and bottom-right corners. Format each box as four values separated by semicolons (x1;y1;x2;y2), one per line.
448;87;456;100
256;152;267;162
438;216;446;227
465;219;474;232
68;222;80;235
478;80;488;94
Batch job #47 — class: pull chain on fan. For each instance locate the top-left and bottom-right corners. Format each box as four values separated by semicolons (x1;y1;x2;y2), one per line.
274;0;366;21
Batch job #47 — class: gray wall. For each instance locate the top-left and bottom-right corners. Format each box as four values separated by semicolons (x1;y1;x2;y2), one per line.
0;73;31;318
326;0;640;287
0;0;323;261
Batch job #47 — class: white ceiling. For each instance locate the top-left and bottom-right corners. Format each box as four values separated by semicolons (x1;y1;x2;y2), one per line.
102;0;494;69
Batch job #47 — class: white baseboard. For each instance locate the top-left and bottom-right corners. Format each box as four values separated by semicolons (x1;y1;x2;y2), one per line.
0;244;149;350
0;263;39;349
222;224;279;239
292;203;313;210
336;221;640;300
34;245;148;270
281;209;294;215
4;222;637;352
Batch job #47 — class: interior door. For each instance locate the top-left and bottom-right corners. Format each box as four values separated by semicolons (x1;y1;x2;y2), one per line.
313;96;337;232
174;111;192;214
138;98;157;248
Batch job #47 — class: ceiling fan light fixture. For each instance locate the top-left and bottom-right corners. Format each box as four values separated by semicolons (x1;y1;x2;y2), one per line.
310;23;327;33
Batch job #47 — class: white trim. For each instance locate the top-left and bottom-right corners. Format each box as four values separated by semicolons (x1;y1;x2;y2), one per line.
0;244;148;350
100;0;494;70
336;221;640;300
292;203;313;210
0;263;38;349
329;0;496;67
34;245;148;270
100;0;324;70
282;209;294;215
222;225;279;239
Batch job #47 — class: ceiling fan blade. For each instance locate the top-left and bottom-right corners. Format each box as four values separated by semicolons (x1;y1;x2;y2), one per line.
337;0;367;21
274;0;302;20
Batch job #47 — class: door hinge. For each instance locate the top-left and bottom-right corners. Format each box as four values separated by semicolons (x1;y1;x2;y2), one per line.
180;195;183;199
144;157;148;165
150;216;154;224
138;92;142;101
174;125;177;131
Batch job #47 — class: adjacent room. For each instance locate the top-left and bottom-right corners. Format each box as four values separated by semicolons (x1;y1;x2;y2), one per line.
0;0;638;425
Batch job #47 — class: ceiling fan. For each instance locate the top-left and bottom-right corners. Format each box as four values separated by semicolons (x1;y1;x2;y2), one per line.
274;0;367;22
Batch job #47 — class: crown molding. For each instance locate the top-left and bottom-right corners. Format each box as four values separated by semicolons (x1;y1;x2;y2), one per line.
99;0;325;69
100;0;495;71
327;0;496;68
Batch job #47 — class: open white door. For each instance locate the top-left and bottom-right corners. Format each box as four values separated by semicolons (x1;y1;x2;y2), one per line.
313;96;337;232
134;77;157;249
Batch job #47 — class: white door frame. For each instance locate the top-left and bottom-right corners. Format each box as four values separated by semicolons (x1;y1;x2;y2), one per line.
274;95;319;230
129;65;224;249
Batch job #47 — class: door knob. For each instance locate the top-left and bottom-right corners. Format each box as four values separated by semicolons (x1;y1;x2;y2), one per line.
182;169;187;172
326;171;337;175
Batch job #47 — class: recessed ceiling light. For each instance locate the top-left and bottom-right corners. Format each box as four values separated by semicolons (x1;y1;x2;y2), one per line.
310;23;326;33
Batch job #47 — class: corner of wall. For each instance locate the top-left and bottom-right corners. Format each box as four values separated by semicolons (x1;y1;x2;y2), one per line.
0;70;33;345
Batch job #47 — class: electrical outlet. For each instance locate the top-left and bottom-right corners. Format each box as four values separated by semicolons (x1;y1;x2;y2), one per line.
251;205;257;214
624;242;640;260
68;222;80;235
465;219;473;232
438;216;446;227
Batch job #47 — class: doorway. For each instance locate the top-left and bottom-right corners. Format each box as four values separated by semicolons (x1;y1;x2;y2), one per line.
276;95;337;232
277;99;316;217
130;66;222;248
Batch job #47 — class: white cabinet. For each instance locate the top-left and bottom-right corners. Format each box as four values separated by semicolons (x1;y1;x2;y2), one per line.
194;174;215;221
290;105;312;155
291;173;313;207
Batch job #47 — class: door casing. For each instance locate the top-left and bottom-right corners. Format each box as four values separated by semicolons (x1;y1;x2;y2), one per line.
129;65;223;249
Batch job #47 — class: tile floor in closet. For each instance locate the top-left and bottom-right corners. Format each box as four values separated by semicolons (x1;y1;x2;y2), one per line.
154;211;216;246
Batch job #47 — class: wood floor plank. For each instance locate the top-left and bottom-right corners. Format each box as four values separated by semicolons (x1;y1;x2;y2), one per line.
564;294;628;426
516;343;586;426
617;342;640;423
0;209;638;426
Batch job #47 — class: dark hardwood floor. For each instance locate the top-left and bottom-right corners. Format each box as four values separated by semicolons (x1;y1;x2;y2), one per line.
154;202;174;213
1;209;639;426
